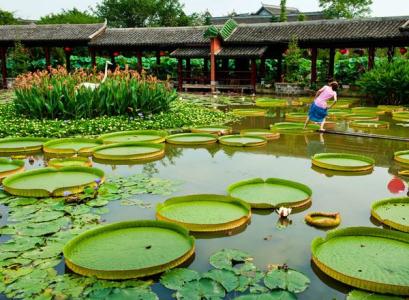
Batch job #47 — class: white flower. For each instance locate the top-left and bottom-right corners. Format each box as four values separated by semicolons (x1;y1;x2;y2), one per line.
277;207;292;218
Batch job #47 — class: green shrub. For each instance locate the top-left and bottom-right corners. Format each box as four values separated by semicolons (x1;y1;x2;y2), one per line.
357;59;409;105
14;67;177;119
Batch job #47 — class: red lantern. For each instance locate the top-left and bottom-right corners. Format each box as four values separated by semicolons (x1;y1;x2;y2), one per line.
160;51;167;57
387;177;406;194
339;48;349;55
64;47;73;53
400;47;408;55
113;51;120;57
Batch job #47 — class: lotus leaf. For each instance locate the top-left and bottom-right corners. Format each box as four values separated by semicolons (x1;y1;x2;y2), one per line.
209;248;252;270
2;267;34;284
14;217;69;236
28;210;65;223
235;263;265;292
9;197;38;207
175;278;225;300
203;269;239;292
0;258;32;268
33;257;62;269
371;197;409;233
311;227;409;295
264;268;310;293
347;290;405;300
99;130;167;144
86;198;109;207
228;178;312;209
312;153;374;172
101;287;159;300
0;236;44;252
22;242;62;259
160;268;201;290
64;204;91;216
234;291;297;300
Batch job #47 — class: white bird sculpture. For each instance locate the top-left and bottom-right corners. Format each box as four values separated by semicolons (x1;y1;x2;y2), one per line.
77;60;112;91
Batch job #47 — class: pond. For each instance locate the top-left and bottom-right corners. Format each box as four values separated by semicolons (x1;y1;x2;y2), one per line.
1;104;409;299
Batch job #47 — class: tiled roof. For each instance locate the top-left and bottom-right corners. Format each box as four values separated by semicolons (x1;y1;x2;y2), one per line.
217;46;268;58
170;47;210;58
89;26;209;47
0;23;106;44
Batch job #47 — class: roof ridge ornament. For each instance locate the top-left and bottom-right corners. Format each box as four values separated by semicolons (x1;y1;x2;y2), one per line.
203;19;238;40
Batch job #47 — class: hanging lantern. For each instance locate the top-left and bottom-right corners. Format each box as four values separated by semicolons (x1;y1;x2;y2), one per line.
64;47;73;53
400;47;408;55
353;48;364;56
339;48;349;55
112;51;120;57
160;51;167;57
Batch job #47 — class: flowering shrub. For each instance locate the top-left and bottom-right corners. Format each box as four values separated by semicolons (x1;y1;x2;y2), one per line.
14;67;177;119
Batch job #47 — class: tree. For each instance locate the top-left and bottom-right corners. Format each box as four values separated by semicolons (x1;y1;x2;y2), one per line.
0;8;20;25
94;0;195;28
37;8;102;24
298;13;306;21
319;0;373;19
280;0;287;22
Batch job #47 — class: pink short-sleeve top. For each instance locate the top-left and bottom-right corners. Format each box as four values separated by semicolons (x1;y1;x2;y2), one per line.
314;86;336;109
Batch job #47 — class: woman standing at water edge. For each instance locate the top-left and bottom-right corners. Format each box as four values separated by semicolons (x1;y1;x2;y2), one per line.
304;81;339;131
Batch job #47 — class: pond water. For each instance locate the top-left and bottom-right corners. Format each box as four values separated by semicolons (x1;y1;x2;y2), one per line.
1;106;409;299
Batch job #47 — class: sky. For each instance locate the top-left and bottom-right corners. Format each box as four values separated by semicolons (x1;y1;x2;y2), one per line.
1;0;409;20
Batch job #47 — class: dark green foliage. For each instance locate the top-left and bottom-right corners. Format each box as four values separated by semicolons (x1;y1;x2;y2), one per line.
8;43;30;77
357;59;409;105
335;56;368;86
37;8;102;24
319;0;373;19
0;9;20;25
280;0;288;22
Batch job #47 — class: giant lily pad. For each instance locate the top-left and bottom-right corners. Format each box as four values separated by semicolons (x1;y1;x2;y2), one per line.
240;129;280;141
227;178;312;209
2;167;105;197
349;121;389;129
311;227;409;295
0;137;49;154
394;150;409;165
48;157;92;168
190;126;232;135
312;153;375;172
93;142;165;162
327;109;351;120
285;113;308;122
98;130;167;144
219;135;267;147
0;159;24;181
232;109;266;117
347;290;405;300
392;112;409;122
166;133;218;145
270;123;319;134
156;194;251;232
255;99;288;108
63;220;195;279
377;105;404;113
43;138;102;156
371;197;409;233
345;114;379;121
352;107;385;115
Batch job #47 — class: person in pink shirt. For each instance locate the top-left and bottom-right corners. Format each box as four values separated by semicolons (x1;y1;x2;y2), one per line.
304;81;339;131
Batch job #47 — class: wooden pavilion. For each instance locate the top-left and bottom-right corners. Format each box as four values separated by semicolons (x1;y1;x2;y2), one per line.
0;16;408;92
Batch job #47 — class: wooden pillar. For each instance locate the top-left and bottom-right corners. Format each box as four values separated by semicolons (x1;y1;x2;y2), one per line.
259;57;266;79
276;55;283;82
368;47;375;70
44;47;51;71
137;51;143;73
251;59;257;92
328;48;335;80
110;52;116;70
210;38;222;93
0;47;7;89
387;46;394;63
89;48;96;69
186;58;191;84
177;58;183;91
65;51;71;72
156;51;161;65
311;48;318;85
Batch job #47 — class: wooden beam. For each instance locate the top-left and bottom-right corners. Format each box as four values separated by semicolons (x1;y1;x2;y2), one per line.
328;48;335;80
177;58;183;92
251;59;257;92
387;46;394;63
44;47;51;71
368;47;376;70
89;48;96;69
137;51;143;73
0;47;7;89
311;48;318;85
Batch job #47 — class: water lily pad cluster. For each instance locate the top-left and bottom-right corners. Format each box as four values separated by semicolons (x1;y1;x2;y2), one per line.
159;249;310;299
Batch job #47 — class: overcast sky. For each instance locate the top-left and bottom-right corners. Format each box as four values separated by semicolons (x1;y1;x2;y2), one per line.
1;0;409;20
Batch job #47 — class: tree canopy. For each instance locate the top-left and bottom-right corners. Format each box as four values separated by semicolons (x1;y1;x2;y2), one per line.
280;0;287;22
319;0;373;19
0;8;20;25
37;8;102;24
94;0;197;27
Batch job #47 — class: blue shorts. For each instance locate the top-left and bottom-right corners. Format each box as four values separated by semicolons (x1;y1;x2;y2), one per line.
308;102;328;122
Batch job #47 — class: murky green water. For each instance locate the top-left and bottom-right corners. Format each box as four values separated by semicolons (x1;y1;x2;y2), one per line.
1;107;409;299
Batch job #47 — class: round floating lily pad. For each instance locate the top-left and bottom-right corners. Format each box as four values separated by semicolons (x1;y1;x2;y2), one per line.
0;137;49;154
43;138;102;156
227;178;312;209
285;113;308;122
3;166;105;197
377;105;405;113
232;109;266;117
305;212;341;228
48;157;92;168
218;135;267;147
240;129;280;140
327;109;351;120
312;165;373;177
394;150;409;165
347;290;405;300
371;197;409;233
312;153;375;172
333;100;356;109
255;99;288;108
93;142;165;162
352;107;385;115
0;159;24;181
166;133;218;145
190;126;232;135
311;227;409;295
392;112;409;122
270;122;320;134
99;130;167;144
156;194;251;232
349;121;390;129
63;220;195;279
345;114;379;121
